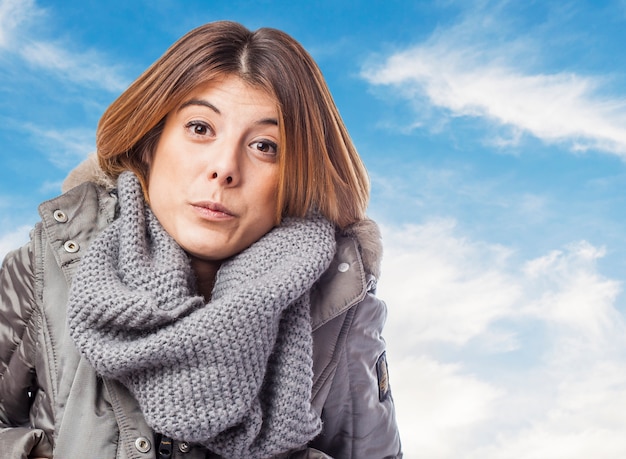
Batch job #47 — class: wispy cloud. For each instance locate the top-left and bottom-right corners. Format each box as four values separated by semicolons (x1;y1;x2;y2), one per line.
380;220;626;458
522;242;624;345
391;355;503;458
0;0;38;49
22;124;95;169
0;225;31;260
380;219;520;348
20;40;129;93
362;3;626;157
467;361;626;458
0;0;128;92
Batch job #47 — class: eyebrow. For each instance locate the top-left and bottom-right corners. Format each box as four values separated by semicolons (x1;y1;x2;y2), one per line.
177;99;279;126
178;99;220;114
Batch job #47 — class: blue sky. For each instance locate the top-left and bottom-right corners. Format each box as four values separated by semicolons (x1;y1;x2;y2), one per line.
2;0;626;457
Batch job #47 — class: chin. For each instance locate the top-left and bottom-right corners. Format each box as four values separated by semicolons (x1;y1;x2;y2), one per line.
183;245;224;261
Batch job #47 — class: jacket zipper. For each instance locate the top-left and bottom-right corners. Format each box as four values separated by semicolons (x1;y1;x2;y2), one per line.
157;435;173;459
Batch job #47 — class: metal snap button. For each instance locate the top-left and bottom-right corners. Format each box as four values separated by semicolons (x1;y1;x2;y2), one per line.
338;262;350;273
179;441;191;453
134;436;151;453
63;240;79;253
53;210;68;223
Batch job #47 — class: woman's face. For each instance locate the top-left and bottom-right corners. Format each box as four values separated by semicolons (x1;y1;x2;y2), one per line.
148;75;280;264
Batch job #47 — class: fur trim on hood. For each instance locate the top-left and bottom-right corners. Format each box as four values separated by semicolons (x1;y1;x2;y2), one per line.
62;154;383;278
62;154;116;193
341;218;383;279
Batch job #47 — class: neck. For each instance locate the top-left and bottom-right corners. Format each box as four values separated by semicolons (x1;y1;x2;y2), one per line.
190;257;222;301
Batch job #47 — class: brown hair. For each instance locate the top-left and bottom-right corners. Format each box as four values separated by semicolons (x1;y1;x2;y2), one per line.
97;21;369;228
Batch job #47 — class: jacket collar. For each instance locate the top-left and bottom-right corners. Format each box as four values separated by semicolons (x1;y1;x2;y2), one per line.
38;181;117;283
310;234;373;330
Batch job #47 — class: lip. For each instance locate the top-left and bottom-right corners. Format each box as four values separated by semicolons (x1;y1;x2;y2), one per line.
190;200;236;220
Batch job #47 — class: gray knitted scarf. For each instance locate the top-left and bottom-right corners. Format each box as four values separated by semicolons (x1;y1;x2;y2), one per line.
67;172;336;458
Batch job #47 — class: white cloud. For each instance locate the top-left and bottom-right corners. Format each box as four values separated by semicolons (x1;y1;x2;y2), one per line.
23;124;94;169
20;40;128;93
0;225;31;261
467;361;626;459
0;0;128;92
391;355;503;458
39;180;65;195
521;242;624;347
362;8;626;157
379;220;626;458
0;0;38;49
379;219;521;349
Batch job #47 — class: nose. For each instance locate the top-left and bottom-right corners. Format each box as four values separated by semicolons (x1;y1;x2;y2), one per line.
207;142;240;186
210;171;233;184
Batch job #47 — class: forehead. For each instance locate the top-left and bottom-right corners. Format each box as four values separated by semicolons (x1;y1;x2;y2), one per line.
180;75;279;114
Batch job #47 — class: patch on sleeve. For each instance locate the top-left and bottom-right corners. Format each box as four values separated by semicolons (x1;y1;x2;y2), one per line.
376;351;391;402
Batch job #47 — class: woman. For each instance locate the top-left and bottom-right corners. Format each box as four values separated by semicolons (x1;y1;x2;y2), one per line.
0;21;402;458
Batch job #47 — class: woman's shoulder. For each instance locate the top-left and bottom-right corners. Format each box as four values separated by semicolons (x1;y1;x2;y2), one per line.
35;159;118;277
39;155;117;229
38;178;117;237
338;218;383;279
310;218;383;330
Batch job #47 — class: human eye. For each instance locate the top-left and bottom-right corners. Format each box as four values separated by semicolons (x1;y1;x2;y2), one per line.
250;140;278;157
184;120;213;138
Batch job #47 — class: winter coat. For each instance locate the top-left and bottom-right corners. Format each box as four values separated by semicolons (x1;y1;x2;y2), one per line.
0;159;402;459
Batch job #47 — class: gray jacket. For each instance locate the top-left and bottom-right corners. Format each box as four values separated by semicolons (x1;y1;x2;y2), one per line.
0;171;402;458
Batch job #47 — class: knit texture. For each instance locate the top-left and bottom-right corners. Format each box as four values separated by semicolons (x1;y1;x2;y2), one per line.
67;172;336;458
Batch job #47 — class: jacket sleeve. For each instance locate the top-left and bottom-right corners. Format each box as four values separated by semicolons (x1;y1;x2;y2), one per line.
310;292;403;458
0;243;52;458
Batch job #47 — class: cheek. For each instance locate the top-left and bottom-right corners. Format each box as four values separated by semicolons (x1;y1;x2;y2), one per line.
146;155;184;223
147;162;171;206
240;174;280;232
256;172;280;211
